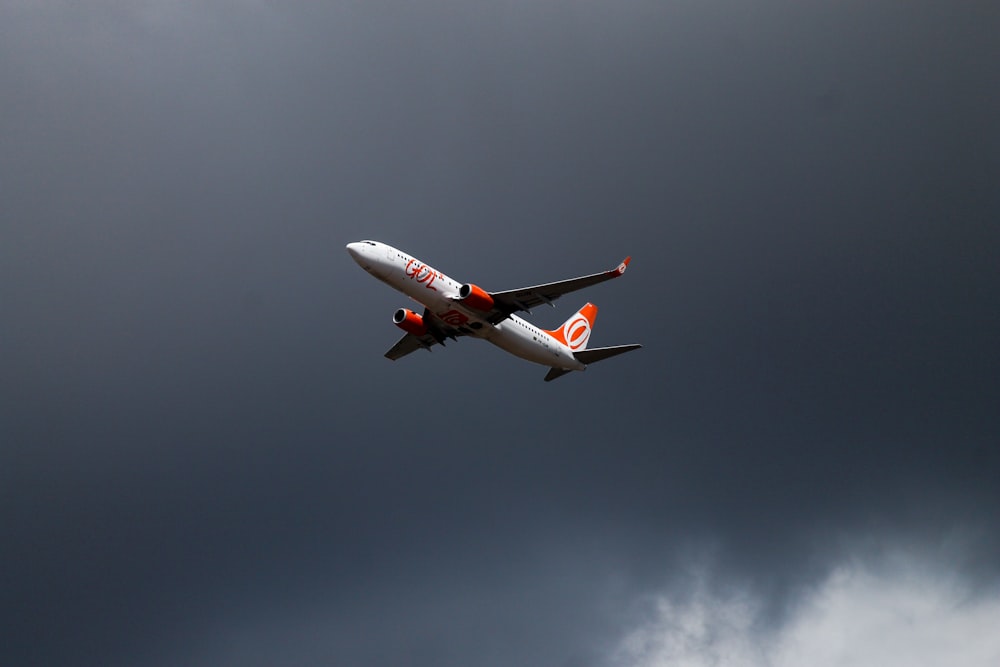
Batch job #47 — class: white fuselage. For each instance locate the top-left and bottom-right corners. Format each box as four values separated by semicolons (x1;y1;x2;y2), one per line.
347;241;585;370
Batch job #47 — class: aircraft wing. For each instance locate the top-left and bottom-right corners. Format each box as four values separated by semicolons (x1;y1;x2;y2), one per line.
384;308;472;360
384;332;436;360
484;256;631;322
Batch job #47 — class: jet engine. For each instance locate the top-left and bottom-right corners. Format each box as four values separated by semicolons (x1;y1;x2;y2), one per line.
393;308;427;336
458;283;495;311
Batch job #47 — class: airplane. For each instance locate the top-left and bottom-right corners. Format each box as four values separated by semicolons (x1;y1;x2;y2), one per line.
346;241;641;381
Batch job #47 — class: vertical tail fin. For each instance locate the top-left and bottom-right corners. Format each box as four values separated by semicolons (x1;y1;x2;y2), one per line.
544;303;598;351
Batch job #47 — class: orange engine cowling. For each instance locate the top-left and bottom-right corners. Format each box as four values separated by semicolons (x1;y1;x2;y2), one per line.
393;308;427;336
458;283;495;311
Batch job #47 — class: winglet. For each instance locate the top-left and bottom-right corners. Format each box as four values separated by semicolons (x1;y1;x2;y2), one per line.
608;256;631;277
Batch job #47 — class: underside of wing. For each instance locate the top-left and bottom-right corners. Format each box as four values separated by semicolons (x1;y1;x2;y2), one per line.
486;256;631;321
383;308;472;360
384;331;437;360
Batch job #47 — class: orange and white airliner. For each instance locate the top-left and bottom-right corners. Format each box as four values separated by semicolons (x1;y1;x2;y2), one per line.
346;240;641;381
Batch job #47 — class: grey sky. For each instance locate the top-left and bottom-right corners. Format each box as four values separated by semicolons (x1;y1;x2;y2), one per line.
2;2;998;665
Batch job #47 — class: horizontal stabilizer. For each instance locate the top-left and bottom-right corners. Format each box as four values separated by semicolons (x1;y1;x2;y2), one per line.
543;367;573;382
544;344;641;381
573;344;642;365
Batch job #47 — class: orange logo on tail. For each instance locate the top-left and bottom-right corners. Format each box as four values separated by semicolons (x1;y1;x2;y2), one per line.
564;316;591;350
545;303;597;350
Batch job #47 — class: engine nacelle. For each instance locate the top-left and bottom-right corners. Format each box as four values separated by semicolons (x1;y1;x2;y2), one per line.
458;283;495;312
393;308;427;336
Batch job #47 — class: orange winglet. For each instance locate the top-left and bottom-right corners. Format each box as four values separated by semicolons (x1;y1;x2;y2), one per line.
607;256;631;277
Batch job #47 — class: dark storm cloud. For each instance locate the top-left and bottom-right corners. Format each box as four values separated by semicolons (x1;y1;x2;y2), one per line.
2;1;998;665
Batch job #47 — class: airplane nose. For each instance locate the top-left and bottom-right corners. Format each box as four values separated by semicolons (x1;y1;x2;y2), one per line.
346;242;384;276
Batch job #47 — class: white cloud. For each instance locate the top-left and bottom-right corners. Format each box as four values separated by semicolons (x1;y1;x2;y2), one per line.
614;556;1000;667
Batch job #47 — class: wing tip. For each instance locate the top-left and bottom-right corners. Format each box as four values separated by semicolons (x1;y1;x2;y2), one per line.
610;256;631;276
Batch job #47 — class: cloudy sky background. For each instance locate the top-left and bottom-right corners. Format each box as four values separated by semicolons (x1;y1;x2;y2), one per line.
2;1;998;665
